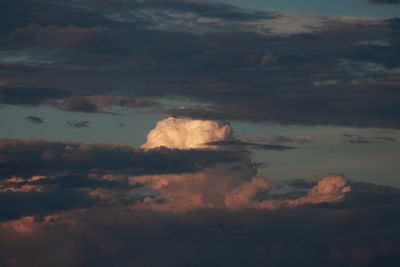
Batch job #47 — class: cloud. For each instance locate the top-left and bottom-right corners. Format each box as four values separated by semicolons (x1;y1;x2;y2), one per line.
0;86;71;106
342;134;398;144
370;0;400;4
1;24;113;48
26;116;44;124
130;118;348;212
142;117;234;149
132;170;354;212
53;95;158;113
0;181;399;266
0;117;399;265
374;136;397;142
66;120;90;129
0;188;97;222
268;135;313;144
206;140;295;150
286;174;351;206
0;137;243;179
0;1;399;128
60;96;98;113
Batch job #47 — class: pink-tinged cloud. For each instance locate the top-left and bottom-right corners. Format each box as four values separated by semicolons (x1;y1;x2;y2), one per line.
133;118;352;212
287;174;351;206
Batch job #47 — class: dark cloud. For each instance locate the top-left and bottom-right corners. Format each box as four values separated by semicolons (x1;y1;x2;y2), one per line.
61;0;278;22
342;134;398;144
269;136;313;144
0;87;158;113
206;140;295;150
0;0;127;35
0;86;71;106
0;189;97;222
66;120;90;129
55;95;158;113
374;136;397;142
0;181;399;266
0;138;243;179
343;134;377;144
26;116;44;124
370;0;400;4
60;96;98;113
0;0;399;129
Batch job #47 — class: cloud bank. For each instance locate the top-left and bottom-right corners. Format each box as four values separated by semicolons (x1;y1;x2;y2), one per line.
0;0;399;128
0;117;399;265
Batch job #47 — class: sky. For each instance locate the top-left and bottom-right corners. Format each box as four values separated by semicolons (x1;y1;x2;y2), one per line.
0;0;400;266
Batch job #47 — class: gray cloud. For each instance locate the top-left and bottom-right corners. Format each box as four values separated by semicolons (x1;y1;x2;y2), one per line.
342;134;398;144
0;86;71;106
206;140;295;150
0;138;244;179
66;120;90;129
269;136;313;144
55;95;158;113
26;115;44;124
0;0;399;129
370;0;400;4
0;181;399;266
374;136;397;142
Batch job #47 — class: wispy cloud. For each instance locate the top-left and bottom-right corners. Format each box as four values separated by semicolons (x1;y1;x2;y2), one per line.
26;115;44;124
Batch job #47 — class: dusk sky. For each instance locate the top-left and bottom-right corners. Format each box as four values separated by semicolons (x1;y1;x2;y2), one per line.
1;0;400;266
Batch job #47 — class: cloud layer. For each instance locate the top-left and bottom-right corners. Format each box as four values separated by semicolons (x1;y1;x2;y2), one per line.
0;0;399;128
0;116;399;265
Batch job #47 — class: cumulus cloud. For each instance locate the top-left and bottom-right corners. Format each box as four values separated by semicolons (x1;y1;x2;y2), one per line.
0;118;354;215
0;117;398;265
132;170;352;212
131;156;258;211
142;117;234;149
286;174;351;206
135;118;351;212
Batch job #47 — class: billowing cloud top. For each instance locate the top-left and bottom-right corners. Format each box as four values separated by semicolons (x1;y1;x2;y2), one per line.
142;117;233;149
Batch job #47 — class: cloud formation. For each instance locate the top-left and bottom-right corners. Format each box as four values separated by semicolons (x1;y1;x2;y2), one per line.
0;116;399;265
142;117;234;149
0;0;399;128
0;137;243;179
0;181;399;266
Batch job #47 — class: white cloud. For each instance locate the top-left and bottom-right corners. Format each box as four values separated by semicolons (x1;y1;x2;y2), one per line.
141;117;233;149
